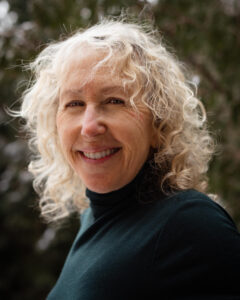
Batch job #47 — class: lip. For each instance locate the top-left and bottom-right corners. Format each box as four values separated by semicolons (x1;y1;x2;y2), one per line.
79;147;120;153
77;147;121;164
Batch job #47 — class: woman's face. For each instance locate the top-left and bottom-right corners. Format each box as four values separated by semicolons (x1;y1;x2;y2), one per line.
56;49;156;193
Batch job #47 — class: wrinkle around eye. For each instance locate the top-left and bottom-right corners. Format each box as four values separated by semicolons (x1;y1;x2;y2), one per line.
106;97;125;105
65;100;85;108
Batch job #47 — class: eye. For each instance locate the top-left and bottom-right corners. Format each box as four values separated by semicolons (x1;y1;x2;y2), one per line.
106;98;125;105
65;100;84;108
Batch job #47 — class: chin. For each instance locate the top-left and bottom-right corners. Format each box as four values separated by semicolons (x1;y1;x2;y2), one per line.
86;185;114;194
85;180;122;194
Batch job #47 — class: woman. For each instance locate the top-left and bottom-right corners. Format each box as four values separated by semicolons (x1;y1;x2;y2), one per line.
19;20;240;299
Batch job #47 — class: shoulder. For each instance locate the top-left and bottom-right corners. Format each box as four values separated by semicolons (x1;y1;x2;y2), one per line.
149;190;240;293
79;208;94;233
147;189;236;232
157;189;239;243
152;189;235;227
153;189;240;264
164;189;238;233
138;189;238;239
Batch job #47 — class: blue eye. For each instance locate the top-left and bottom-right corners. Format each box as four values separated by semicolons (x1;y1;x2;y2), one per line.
66;100;84;107
107;98;125;105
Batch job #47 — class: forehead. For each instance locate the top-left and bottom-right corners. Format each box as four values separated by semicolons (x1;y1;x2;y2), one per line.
59;47;134;95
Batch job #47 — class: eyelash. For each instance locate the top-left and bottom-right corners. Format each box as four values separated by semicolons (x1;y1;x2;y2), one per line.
65;98;125;108
106;98;125;105
65;100;84;107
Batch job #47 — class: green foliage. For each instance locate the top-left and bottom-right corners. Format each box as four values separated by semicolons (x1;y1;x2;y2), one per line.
1;0;239;298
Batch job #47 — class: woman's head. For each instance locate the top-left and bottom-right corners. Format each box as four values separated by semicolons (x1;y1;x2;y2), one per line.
56;46;156;194
19;19;214;222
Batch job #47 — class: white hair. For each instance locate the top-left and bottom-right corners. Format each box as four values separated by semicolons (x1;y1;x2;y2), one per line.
17;19;214;222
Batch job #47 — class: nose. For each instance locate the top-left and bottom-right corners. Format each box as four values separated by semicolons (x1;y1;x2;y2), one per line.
81;106;106;138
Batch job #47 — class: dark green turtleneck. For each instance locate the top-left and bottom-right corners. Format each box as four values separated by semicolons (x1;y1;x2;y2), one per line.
47;167;240;300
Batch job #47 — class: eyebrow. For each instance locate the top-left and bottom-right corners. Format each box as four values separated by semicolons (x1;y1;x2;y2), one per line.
61;85;126;98
100;85;126;94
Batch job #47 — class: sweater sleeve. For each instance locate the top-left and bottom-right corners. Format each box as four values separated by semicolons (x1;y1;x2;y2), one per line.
151;193;240;298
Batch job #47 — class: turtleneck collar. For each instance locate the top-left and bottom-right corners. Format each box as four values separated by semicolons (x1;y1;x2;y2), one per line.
86;161;156;219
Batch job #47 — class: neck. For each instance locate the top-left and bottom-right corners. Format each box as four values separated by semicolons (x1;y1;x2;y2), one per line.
86;160;162;219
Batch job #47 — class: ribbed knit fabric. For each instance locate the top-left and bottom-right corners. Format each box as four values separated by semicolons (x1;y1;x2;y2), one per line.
47;167;240;300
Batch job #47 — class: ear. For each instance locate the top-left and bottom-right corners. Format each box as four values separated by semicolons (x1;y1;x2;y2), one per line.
150;118;160;148
150;127;159;148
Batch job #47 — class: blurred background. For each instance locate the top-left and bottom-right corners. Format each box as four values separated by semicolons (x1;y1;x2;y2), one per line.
0;0;240;298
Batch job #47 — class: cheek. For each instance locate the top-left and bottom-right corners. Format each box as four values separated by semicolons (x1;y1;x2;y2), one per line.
119;111;153;149
130;111;152;135
56;114;64;140
56;114;74;152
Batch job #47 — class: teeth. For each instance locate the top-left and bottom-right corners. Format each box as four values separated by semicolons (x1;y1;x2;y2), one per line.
83;149;116;159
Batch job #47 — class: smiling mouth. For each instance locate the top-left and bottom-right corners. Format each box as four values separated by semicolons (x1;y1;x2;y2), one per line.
79;148;121;160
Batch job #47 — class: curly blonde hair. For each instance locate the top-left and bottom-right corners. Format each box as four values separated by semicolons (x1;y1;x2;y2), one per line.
18;19;214;222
